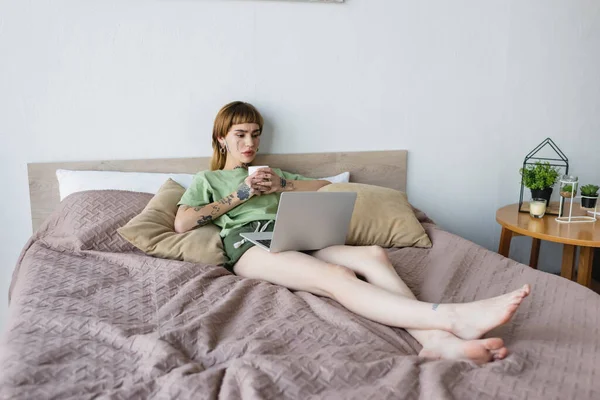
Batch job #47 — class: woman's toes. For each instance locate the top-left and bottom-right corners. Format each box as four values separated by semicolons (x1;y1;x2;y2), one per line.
498;348;508;359
491;347;508;360
484;337;504;350
485;338;508;361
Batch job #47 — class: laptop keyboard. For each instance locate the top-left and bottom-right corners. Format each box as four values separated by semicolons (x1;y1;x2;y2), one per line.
257;239;272;248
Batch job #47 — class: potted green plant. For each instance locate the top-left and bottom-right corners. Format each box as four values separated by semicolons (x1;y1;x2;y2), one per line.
519;161;560;205
559;184;577;198
559;175;578;198
580;184;599;208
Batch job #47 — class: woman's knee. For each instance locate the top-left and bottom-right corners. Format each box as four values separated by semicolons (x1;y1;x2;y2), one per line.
358;246;398;281
315;263;358;299
366;245;391;264
323;263;357;280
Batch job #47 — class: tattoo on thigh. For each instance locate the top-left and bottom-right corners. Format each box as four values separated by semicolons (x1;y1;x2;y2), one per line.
197;215;213;227
237;183;251;200
432;303;439;311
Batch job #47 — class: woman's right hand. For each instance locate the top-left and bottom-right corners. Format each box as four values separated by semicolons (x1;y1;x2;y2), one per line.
238;172;266;200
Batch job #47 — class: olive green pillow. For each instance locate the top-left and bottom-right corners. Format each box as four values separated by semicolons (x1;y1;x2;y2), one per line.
118;179;226;265
318;183;432;248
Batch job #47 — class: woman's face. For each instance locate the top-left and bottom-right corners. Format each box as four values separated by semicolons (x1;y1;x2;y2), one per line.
220;123;261;165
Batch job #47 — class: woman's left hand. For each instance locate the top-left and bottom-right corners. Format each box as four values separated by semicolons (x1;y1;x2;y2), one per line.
252;168;286;195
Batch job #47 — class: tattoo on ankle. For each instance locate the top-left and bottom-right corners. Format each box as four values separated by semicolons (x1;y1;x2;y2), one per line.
432;303;439;311
237;183;251;200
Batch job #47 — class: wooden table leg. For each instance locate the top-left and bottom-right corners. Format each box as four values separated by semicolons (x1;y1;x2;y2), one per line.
529;238;541;269
498;227;513;258
561;244;576;281
577;247;595;288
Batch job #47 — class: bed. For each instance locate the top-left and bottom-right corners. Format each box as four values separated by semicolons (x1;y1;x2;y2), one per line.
1;150;599;399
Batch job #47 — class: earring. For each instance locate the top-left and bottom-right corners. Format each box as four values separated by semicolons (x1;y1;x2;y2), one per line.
256;147;259;153
220;146;226;154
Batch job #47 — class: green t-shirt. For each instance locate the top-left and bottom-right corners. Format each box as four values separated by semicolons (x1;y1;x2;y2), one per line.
178;168;315;238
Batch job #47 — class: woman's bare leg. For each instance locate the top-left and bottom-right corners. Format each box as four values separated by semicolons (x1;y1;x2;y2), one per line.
234;246;530;364
310;245;516;362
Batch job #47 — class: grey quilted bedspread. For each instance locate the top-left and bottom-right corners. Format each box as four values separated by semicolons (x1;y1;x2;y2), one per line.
1;190;599;399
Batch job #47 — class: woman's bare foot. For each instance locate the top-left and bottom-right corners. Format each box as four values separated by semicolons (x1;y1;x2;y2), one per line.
445;284;531;340
419;336;508;365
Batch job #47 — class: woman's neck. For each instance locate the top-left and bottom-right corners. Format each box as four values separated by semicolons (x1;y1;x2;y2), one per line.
223;159;249;171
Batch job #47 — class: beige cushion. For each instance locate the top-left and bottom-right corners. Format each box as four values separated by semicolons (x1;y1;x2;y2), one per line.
318;183;432;248
118;179;226;265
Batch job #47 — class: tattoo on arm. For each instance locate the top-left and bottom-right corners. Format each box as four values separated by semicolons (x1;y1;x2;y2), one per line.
181;205;202;212
237;183;251;200
432;303;439;311
210;205;221;216
197;215;213;227
280;177;287;189
217;194;235;205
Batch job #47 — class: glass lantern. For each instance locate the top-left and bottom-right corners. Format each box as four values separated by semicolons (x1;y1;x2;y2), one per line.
559;175;578;199
556;174;597;223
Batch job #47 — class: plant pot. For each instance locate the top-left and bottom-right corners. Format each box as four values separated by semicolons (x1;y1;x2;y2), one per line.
530;188;553;206
581;196;598;209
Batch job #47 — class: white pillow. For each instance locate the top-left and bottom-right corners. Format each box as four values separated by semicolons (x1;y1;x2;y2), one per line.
56;170;350;201
321;171;350;184
56;170;195;201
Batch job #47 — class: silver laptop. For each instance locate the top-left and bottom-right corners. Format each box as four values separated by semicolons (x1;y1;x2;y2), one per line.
240;192;357;253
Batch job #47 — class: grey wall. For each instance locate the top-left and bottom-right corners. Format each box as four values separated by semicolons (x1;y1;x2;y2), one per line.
1;0;599;330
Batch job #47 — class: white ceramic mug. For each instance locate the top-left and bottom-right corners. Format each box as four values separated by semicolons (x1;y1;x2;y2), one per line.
248;165;269;175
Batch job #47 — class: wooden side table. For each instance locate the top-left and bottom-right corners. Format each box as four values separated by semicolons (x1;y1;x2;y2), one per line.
496;203;600;288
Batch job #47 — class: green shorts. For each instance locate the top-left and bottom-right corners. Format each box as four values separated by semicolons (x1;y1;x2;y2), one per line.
222;220;275;273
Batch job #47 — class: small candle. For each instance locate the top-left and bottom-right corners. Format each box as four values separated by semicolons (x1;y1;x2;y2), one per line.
530;199;547;218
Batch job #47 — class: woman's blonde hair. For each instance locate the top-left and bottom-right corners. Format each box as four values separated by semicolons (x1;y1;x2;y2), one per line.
210;101;264;171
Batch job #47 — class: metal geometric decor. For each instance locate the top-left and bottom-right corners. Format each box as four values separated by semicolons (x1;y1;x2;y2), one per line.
518;138;569;215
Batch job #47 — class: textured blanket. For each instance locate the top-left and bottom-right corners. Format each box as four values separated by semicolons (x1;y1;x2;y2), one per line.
1;190;599;399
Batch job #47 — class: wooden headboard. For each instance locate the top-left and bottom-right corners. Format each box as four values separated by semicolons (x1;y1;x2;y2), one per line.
27;150;408;232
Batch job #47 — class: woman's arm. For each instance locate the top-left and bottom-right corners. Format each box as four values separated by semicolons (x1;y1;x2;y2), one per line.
174;177;261;234
278;179;331;192
254;168;331;194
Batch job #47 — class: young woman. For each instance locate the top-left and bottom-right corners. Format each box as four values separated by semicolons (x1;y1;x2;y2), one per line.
175;101;531;365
